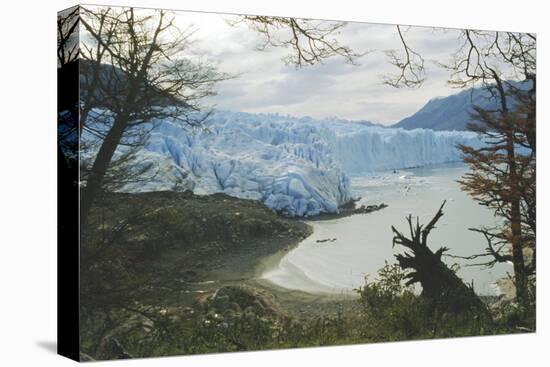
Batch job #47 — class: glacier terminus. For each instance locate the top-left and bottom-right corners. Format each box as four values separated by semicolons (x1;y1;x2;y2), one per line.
83;110;484;217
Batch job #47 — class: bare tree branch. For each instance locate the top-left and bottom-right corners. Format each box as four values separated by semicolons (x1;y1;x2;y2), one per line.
228;15;367;67
383;25;426;88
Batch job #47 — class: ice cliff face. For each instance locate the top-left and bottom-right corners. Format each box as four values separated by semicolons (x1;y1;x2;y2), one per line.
84;110;483;216
329;125;483;173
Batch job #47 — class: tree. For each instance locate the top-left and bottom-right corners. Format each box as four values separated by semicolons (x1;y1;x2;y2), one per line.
442;30;536;306
365;26;536;306
455;94;535;304
78;6;229;226
73;10;231;353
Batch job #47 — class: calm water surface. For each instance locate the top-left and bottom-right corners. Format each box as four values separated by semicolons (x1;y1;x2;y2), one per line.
262;164;510;296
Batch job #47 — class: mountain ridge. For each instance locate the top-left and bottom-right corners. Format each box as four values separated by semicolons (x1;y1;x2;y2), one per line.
392;80;528;131
393;87;495;131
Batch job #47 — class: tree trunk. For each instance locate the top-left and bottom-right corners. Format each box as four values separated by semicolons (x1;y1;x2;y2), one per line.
507;131;527;305
496;74;527;305
80;112;129;227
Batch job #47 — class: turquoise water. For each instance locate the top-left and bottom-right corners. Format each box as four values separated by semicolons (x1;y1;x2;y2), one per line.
262;164;511;296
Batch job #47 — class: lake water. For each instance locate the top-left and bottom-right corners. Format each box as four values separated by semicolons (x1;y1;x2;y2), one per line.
262;163;511;296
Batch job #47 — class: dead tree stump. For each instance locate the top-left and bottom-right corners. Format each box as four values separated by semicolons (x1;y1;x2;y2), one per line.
391;201;487;314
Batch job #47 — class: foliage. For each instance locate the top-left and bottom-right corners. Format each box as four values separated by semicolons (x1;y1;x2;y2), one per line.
442;29;537;307
356;263;424;340
456;79;536;306
80;246;532;361
356;263;515;341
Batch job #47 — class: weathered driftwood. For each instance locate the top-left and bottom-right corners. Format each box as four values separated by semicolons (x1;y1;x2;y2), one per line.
391;201;486;314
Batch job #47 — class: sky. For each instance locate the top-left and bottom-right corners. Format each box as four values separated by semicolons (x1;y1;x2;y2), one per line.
172;11;468;125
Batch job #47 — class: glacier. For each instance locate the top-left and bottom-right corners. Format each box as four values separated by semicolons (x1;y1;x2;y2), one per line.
83;110;483;217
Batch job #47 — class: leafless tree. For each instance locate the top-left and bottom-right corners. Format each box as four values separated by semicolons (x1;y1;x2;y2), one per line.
77;6;230;226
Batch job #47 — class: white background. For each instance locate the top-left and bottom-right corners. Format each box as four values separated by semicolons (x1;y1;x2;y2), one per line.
0;0;547;365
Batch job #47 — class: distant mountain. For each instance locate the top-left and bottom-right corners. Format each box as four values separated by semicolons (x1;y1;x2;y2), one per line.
393;81;528;131
393;87;495;131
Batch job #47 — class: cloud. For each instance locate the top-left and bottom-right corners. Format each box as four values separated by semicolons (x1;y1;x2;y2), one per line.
174;11;473;124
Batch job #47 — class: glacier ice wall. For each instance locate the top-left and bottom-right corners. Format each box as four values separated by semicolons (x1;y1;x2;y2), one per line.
329;125;483;173
83;110;483;216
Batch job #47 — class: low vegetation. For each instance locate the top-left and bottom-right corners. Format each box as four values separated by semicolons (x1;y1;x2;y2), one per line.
79;192;534;361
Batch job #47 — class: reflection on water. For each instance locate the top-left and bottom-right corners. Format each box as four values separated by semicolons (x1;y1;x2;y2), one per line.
262;163;511;296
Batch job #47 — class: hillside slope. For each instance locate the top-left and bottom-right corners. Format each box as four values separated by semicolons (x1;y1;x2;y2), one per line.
394;88;495;131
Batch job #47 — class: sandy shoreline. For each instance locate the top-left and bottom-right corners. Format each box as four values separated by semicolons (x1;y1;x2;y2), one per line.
248;225;360;318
